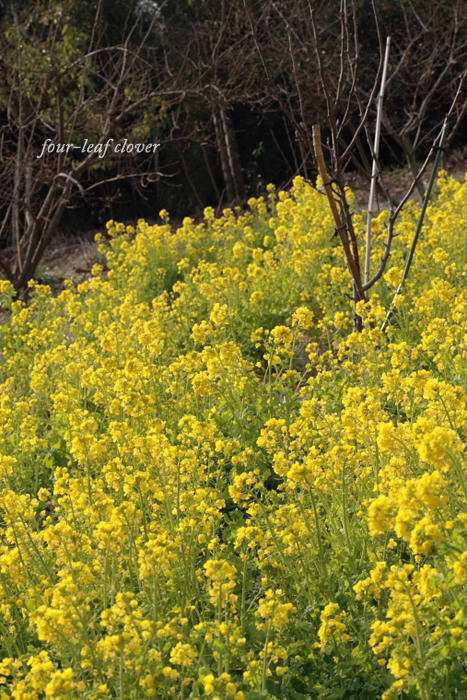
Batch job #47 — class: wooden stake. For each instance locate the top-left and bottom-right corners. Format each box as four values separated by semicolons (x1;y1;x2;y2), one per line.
312;125;366;303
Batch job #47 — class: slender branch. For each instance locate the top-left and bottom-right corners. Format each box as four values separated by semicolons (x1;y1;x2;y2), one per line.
310;7;340;170
381;120;449;331
364;119;449;293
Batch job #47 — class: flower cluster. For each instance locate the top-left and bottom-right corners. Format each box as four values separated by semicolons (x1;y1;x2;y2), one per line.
0;173;465;698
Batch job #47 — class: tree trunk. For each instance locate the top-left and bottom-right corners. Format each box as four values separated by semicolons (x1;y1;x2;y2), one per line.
220;108;245;202
213;104;244;204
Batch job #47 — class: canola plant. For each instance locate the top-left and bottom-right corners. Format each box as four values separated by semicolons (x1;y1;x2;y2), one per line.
0;174;465;699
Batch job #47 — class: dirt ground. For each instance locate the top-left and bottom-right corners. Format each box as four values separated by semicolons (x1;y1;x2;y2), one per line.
37;229;104;292
345;146;467;206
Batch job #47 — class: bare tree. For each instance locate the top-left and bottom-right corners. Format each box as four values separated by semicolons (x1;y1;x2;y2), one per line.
242;0;465;328
377;0;467;197
152;0;263;206
0;0;184;295
309;0;465;328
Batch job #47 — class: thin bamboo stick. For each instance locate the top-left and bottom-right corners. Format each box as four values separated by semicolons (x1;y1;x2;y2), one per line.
364;36;391;286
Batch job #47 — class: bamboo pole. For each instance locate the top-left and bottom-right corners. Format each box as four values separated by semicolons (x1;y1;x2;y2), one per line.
364;36;391;286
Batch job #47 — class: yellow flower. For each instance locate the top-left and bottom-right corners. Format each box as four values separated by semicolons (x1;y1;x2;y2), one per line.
317;603;350;650
203;673;216;693
417;426;457;466
291;306;314;329
271;325;293;348
210;302;229;326
169;642;197;667
255;588;296;630
204;559;238;608
368;494;394;535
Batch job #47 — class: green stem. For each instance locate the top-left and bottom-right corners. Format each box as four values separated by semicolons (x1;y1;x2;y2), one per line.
405;584;431;700
261;619;271;692
373;425;380;488
308;488;327;578
240;557;247;632
341;461;352;556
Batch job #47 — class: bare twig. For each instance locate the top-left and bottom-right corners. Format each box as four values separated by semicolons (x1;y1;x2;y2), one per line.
381;120;449;331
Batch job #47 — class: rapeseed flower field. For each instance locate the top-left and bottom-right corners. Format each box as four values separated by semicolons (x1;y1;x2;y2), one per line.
0;173;465;699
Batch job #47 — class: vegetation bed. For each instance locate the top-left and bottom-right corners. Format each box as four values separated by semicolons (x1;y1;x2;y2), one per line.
0;174;465;699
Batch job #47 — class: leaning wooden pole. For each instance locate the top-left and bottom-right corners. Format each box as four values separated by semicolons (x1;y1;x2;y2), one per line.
312;125;366;304
364;36;391;285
